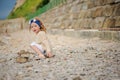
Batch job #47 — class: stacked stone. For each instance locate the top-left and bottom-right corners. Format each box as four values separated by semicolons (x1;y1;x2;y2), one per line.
0;18;25;33
40;0;120;30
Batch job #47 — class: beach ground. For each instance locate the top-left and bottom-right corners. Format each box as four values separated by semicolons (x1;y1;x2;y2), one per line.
0;29;120;80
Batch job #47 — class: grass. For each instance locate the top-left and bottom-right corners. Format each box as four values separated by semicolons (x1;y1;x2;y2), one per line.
7;0;43;19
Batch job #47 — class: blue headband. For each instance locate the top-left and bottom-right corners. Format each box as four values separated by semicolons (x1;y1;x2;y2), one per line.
29;19;41;27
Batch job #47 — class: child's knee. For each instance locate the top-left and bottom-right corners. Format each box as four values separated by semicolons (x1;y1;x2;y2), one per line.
30;45;35;49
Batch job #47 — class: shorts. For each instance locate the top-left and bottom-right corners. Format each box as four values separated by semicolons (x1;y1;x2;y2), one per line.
30;42;46;55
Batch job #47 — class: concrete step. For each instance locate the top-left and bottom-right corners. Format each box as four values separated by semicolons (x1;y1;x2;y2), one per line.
48;29;120;41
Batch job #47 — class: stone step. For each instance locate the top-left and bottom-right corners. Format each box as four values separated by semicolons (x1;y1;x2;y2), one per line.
48;29;120;41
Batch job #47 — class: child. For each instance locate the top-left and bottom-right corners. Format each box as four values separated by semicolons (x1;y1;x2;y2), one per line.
29;17;54;59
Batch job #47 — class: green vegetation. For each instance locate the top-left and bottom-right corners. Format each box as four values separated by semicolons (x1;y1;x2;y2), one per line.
8;0;66;20
26;0;66;20
7;0;49;19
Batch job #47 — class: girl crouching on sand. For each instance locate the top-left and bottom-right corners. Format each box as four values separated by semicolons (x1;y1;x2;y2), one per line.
29;17;54;59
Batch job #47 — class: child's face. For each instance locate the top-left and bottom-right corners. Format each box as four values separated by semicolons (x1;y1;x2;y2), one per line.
30;23;40;34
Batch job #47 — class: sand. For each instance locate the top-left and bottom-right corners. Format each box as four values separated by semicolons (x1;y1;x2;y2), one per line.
0;29;120;80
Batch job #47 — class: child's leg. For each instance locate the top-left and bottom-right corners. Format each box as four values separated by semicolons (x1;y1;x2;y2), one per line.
30;45;45;58
30;42;45;58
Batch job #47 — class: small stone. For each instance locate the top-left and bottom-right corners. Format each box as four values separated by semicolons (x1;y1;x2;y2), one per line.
73;76;82;80
27;67;33;72
70;51;74;53
85;49;88;52
17;50;26;55
0;41;6;46
0;58;7;63
35;71;38;73
64;58;67;60
17;50;34;60
80;73;86;76
25;64;33;68
21;53;29;57
64;78;68;80
16;57;28;63
114;50;117;52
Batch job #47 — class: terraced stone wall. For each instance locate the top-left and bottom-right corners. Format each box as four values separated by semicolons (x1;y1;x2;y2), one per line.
40;0;120;30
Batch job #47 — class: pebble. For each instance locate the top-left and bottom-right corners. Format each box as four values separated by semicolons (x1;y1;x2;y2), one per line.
0;41;6;46
0;58;7;63
16;57;28;63
73;76;82;80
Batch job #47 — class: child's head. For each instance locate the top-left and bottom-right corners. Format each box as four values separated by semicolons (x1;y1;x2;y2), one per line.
29;17;46;34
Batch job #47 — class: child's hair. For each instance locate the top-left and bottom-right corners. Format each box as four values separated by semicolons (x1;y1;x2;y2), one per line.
29;17;46;32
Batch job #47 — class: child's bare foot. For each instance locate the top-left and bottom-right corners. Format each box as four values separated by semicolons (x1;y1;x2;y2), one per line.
48;54;55;58
35;55;46;60
45;54;55;58
38;54;46;59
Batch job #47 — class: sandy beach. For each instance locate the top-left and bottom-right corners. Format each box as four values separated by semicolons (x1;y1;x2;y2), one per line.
0;29;120;80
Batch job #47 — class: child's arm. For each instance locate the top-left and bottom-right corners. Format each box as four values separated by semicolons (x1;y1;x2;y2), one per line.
35;31;54;58
42;40;54;58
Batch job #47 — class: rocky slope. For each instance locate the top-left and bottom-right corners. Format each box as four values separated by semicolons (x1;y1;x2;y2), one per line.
13;0;26;11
